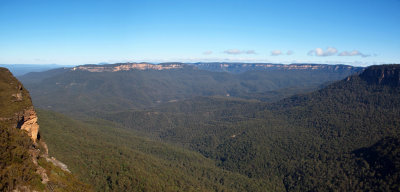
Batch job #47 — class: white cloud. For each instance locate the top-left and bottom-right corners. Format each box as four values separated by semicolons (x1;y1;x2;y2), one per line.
308;47;338;57
246;50;256;54
154;57;271;63
338;50;370;57
224;49;256;55
33;58;53;63
271;50;282;56
287;50;294;55
224;49;242;55
203;51;213;55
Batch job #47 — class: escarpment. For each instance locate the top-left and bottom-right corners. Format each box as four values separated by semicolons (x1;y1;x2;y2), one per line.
360;64;400;87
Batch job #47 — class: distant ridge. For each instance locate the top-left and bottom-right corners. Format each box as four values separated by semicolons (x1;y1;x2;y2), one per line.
72;62;187;72
20;62;362;114
0;64;70;76
191;62;363;73
71;62;363;74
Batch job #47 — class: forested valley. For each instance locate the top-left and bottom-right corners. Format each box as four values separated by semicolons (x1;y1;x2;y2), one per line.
18;63;400;191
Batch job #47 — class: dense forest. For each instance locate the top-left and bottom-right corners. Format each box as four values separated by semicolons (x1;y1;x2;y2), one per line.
18;64;400;191
38;109;282;191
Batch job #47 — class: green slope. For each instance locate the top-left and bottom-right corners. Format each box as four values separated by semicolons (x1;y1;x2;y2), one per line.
0;122;43;191
0;68;31;118
37;109;282;191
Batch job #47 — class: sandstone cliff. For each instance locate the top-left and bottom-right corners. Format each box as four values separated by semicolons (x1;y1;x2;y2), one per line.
16;107;40;142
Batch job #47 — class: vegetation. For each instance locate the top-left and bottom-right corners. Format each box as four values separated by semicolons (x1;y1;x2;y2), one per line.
37;109;278;191
0;68;31;118
90;65;400;191
37;158;92;192
0;122;43;191
20;64;400;191
0;122;89;192
0;68;41;191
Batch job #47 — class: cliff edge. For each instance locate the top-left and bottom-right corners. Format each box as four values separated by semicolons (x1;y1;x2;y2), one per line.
0;68;39;142
0;67;91;191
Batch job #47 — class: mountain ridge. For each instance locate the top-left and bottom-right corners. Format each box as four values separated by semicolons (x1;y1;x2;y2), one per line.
19;62;363;115
70;62;364;74
192;62;363;73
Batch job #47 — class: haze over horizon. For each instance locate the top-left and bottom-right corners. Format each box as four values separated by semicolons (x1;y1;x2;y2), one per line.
1;0;399;66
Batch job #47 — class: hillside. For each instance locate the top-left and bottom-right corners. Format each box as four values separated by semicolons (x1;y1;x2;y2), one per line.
0;67;90;191
37;109;280;191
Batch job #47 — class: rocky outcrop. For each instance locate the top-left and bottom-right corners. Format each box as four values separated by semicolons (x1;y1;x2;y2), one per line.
360;64;400;87
1;106;40;143
15;107;39;142
45;156;71;173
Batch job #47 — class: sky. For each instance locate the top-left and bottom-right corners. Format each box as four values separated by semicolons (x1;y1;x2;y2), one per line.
0;0;399;66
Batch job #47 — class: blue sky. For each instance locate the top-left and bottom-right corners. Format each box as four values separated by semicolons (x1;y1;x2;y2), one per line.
0;0;399;66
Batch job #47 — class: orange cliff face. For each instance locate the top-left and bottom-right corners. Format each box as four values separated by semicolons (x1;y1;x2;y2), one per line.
18;107;40;142
72;63;184;72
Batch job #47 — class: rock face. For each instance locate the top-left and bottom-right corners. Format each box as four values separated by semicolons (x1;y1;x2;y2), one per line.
3;106;41;143
360;64;400;87
17;107;40;142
